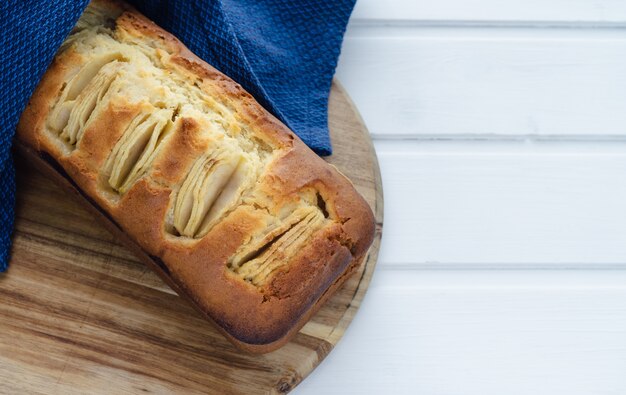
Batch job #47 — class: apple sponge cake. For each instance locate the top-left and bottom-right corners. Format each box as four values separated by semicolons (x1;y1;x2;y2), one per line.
16;0;375;353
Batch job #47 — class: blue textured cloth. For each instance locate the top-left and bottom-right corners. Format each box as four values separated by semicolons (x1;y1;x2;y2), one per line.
0;0;355;272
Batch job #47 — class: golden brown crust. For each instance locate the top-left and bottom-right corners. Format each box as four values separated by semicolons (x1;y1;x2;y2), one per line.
16;0;374;353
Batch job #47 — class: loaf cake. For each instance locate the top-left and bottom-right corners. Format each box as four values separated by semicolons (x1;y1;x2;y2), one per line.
16;0;375;353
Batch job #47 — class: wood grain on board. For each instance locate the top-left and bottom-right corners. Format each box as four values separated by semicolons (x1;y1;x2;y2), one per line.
0;81;383;394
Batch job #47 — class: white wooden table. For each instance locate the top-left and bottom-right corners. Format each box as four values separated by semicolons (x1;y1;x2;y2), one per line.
297;0;626;393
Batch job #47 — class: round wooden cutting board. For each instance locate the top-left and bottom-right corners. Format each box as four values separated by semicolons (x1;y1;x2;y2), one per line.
0;81;383;394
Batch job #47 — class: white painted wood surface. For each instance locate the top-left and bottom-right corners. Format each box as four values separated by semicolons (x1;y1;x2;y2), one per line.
340;26;626;139
351;0;626;24
298;0;626;393
301;270;626;394
376;140;626;267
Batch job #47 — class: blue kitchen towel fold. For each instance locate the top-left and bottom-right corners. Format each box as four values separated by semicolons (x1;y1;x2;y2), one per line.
0;0;356;272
